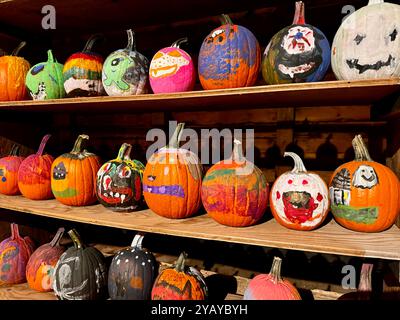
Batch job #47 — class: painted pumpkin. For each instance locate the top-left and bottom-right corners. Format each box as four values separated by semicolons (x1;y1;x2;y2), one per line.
143;123;203;219
149;38;196;93
53;229;108;300
51;134;101;206
96;143;144;212
262;1;331;84
25;49;65;100
332;0;400;80
198;14;260;90
0;223;35;285
26;227;65;292
0;145;25;195
63;34;105;97
0;41;30;101
329;135;400;232
102;29;149;96
201;139;269;227
108;233;158;300
244;256;301;300
270;152;329;231
18;134;54;200
151;252;207;300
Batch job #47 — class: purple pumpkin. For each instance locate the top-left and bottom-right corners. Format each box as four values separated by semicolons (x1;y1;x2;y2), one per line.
149;38;196;93
0;223;35;284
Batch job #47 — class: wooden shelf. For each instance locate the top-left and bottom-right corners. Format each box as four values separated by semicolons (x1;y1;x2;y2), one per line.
0;79;399;113
1;194;399;261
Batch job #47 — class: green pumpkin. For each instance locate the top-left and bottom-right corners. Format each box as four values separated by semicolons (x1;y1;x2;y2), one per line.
25;50;65;100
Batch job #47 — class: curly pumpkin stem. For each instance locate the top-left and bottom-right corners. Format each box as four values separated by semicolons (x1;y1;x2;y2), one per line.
126;29;136;52
231;139;245;162
352;135;373;161
175;252;188;272
131;233;145;249
284;152;307;173
9;144;20;156
117;143;132;161
71;134;89;154
171;37;188;48
220;14;234;25
12;41;26;56
37;134;51;156
50;227;65;247
358;263;373;292
68;229;83;249
269;256;283;283
168;123;185;149
293;1;306;25
10;223;20;240
83;34;103;52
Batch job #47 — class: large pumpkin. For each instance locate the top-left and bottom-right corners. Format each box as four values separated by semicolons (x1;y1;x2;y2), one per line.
332;0;400;80
102;29;149;96
151;252;207;300
0;223;35;285
51;134;101;206
329;135;400;232
26;227;65;292
262;1;331;84
96;143;144;212
25;49;65;100
18;134;54;200
0;145;25;195
270;152;329;231
53;229;108;300
63;34;105;97
201;139;269;227
244;256;301;300
108;233;158;300
143;123;203;219
0;41;30;101
149;38;196;93
198;14;260;90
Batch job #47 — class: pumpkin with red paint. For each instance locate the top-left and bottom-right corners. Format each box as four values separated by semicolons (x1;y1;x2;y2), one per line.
0;145;25;195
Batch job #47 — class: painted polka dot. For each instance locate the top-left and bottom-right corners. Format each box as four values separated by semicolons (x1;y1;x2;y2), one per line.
135;256;139;259
125;259;129;263
117;259;121;265
288;179;293;184
148;259;152;263
1;177;6;182
142;262;146;266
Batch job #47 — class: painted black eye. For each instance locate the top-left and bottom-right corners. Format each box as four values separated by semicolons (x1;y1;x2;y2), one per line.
389;29;398;42
111;58;121;66
354;34;366;45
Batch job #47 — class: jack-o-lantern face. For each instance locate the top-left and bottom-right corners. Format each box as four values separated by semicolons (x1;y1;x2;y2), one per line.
332;0;400;80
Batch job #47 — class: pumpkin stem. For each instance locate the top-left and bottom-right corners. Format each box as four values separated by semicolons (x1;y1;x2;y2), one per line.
83;34;103;52
220;14;234;25
293;1;306;25
368;0;384;5
10;223;20;240
131;233;145;249
71;134;89;154
9;144;20;156
117;143;132;161
175;252;188;272
125;29;136;52
37;134;51;156
47;49;55;63
50;227;65;247
167;123;185;149
12;41;26;56
352;135;373;162
68;229;83;249
269;256;283;283
171;38;188;48
231;139;245;163
358;263;373;292
284;152;307;173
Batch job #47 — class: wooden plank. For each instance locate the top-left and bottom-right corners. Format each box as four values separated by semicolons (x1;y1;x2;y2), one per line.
0;195;400;260
0;283;56;300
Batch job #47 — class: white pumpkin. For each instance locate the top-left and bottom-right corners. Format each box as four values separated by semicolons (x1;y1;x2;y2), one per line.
270;152;329;231
332;0;400;80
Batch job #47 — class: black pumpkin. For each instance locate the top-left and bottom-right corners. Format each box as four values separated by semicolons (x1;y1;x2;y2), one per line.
52;229;108;300
108;233;158;300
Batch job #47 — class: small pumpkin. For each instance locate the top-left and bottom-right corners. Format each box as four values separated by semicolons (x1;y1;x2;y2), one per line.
102;29;149;96
0;145;25;195
201;139;269;227
332;0;400;80
151;252;207;300
0;41;30;101
18;134;54;200
0;223;35;285
25;49;65;100
149;37;196;93
329;135;400;232
26;227;65;292
198;14;260;90
270;152;329;231
51;134;101;206
262;1;331;84
108;233;158;300
63;34;105;97
53;229;108;300
244;256;301;300
96;143;144;212
143;123;203;219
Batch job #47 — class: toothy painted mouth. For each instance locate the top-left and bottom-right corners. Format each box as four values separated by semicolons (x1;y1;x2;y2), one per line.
282;191;318;224
346;55;394;74
151;65;178;78
278;62;315;78
143;184;185;198
100;187;132;204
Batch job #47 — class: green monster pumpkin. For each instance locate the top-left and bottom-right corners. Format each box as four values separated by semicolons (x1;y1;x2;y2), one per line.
25;50;65;100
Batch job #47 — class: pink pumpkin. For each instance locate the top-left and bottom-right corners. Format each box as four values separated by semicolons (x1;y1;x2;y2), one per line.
149;38;196;94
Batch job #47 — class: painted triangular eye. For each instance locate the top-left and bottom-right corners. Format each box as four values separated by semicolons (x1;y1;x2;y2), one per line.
389;29;398;42
354;34;366;45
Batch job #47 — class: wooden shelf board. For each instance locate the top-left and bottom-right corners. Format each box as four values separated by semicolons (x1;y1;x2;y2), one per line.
1;195;400;261
0;79;398;113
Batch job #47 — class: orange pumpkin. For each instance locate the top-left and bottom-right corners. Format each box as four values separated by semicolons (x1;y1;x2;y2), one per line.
18;134;54;200
0;145;25;195
143;123;203;219
0;41;30;101
51;134;101;206
329;135;400;232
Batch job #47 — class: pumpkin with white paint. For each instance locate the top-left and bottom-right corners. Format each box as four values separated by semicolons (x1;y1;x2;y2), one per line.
270;152;329;231
332;0;400;80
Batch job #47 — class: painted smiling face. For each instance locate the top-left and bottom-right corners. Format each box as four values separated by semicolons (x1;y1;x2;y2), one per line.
332;1;400;80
